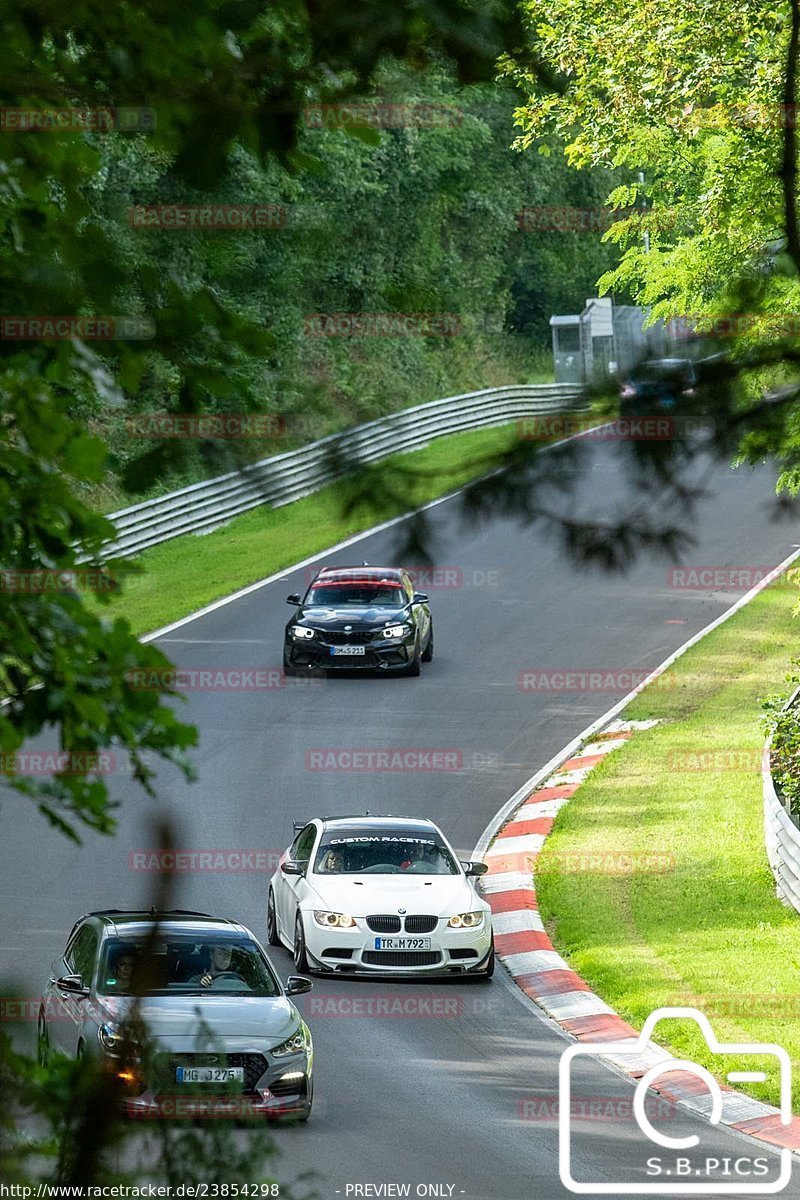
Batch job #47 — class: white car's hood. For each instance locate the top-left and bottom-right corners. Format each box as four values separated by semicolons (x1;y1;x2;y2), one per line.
307;873;481;918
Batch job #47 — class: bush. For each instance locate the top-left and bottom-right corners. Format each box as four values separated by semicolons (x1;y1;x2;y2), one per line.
762;662;800;817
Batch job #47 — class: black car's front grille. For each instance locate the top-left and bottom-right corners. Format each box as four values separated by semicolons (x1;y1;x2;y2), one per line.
321;630;375;645
362;951;441;967
404;915;437;933
162;1053;268;1095
366;915;402;933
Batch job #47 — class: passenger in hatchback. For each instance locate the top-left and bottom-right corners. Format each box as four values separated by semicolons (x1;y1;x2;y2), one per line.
107;947;138;992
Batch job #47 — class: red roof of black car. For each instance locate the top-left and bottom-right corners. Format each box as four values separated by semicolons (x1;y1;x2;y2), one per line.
315;566;403;581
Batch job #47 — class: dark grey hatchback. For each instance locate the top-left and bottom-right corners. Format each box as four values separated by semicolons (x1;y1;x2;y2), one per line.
283;565;433;676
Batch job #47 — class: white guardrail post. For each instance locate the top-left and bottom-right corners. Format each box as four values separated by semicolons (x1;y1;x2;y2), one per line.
763;686;800;914
101;383;587;559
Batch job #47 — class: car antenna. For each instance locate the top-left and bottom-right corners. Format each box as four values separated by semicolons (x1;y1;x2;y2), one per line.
362;559;369;566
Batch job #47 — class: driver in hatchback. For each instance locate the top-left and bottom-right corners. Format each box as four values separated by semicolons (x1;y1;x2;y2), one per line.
191;943;236;988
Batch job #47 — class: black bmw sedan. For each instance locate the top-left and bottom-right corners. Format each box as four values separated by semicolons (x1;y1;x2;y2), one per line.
283;565;433;676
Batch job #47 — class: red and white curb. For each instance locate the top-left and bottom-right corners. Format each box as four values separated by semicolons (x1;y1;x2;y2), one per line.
479;717;800;1154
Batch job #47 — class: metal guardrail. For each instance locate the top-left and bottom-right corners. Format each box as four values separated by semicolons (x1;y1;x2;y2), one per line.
103;383;586;559
763;686;800;915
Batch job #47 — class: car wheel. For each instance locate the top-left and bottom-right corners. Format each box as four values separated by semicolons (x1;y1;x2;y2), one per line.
476;939;495;982
421;622;434;662
401;638;422;677
267;888;281;947
293;913;310;973
37;1009;49;1066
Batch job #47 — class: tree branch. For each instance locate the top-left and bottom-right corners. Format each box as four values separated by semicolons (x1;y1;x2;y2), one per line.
782;0;800;271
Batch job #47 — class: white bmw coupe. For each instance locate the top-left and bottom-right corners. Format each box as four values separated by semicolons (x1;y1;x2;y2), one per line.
267;815;494;979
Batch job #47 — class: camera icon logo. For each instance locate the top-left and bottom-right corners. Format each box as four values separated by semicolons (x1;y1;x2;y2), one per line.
558;1006;792;1194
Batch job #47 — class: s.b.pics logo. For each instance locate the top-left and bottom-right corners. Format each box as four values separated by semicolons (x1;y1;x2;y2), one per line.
559;1008;792;1194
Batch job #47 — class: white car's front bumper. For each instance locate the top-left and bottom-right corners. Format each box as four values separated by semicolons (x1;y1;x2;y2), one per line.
302;912;493;975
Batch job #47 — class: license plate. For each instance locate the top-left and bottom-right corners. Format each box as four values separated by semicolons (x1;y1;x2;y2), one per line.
374;937;431;950
176;1066;244;1084
330;645;366;656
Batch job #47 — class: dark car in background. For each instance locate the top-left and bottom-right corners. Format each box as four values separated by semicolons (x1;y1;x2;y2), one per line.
283;565;433;676
619;357;698;414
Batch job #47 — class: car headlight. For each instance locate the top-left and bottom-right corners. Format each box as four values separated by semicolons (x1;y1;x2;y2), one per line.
291;626;315;639
271;1028;308;1057
313;910;357;928
382;624;411;639
98;1023;125;1052
447;911;484;929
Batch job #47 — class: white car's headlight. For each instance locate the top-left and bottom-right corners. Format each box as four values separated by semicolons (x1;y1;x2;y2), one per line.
382;624;411;639
98;1023;125;1052
291;625;315;639
272;1028;308;1057
313;910;357;929
447;911;484;929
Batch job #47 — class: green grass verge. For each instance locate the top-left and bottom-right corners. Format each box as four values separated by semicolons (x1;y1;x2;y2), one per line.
93;420;547;636
536;581;800;1110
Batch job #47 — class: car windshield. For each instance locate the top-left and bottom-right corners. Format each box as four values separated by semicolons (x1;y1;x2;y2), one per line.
314;833;460;875
306;583;406;607
635;361;693;383
97;933;281;997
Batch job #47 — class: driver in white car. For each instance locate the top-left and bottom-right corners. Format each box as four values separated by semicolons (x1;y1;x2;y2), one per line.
399;842;437;871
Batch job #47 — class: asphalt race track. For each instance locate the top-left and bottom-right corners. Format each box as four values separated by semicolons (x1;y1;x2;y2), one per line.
3;441;800;1198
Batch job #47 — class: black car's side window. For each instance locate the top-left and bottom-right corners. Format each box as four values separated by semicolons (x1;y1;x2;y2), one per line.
67;925;99;984
294;824;317;863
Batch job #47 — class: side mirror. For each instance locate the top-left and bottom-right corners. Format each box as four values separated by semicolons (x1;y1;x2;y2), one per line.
286;594;302;606
464;861;488;877
54;974;90;997
412;592;429;604
285;975;313;996
281;860;305;876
